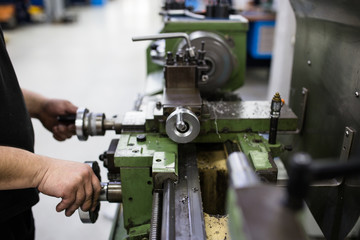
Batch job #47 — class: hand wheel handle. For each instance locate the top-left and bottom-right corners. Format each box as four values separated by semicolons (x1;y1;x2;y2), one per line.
78;161;101;223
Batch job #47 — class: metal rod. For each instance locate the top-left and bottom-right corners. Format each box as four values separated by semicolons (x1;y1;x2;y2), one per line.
176;109;187;132
225;146;259;188
225;141;259;187
132;32;192;49
132;33;195;57
161;179;175;240
268;117;279;144
269;92;282;144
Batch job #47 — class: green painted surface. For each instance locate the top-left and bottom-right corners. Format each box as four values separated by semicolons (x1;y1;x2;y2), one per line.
237;133;276;172
152;151;177;174
249;151;271;170
195;132;279;173
128;224;151;240
114;134;178;167
120;167;153;230
114;133;178;233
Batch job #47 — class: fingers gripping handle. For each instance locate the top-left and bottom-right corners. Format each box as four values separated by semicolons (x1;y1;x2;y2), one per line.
78;161;101;224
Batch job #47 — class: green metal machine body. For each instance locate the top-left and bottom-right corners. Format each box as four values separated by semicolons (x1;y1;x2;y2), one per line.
73;2;360;239
75;12;302;240
114;134;178;237
105;100;296;239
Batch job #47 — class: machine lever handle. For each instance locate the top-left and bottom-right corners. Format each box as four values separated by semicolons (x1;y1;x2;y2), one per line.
132;32;195;57
57;114;76;125
285;153;360;211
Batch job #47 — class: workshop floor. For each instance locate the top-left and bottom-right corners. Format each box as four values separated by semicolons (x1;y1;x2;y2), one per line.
3;1;269;239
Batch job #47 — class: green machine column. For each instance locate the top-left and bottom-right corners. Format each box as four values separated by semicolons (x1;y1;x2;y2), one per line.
114;133;178;238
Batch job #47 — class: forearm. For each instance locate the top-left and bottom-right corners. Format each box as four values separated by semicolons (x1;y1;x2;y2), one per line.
0;146;101;215
0;146;48;190
22;89;48;119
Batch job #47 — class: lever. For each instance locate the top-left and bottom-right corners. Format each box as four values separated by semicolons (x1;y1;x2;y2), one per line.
132;32;195;58
57;114;76;125
285;153;360;211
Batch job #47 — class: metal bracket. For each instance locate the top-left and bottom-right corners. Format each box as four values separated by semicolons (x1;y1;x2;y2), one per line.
298;87;308;134
340;126;356;162
312;126;356;187
152;152;177;189
278;87;308;135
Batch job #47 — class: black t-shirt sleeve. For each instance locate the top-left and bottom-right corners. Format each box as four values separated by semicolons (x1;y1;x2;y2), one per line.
0;26;39;222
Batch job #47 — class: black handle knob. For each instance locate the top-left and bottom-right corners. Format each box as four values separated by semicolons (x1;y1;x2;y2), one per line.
57;114;76;125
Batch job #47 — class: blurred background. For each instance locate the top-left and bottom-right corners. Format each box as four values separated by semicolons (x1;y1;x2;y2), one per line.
1;0;295;239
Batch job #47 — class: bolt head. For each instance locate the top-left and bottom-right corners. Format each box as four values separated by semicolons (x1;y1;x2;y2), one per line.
136;134;146;142
156;101;162;109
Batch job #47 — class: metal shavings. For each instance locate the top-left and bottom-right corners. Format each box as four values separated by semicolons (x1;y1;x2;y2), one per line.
204;101;222;139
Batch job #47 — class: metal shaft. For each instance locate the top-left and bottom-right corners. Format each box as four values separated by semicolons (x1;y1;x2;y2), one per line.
176;110;187;132
268;117;279;144
132;33;192;49
99;182;122;203
132;33;195;57
150;191;161;240
269;93;282;144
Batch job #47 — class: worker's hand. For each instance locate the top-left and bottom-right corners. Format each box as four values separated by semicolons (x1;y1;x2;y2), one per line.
36;158;101;217
38;99;77;141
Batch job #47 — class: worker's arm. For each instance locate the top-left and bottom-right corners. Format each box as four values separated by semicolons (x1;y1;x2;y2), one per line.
22;89;77;141
0;146;101;216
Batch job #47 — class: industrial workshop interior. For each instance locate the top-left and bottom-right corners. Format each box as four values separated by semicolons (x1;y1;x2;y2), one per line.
1;0;360;239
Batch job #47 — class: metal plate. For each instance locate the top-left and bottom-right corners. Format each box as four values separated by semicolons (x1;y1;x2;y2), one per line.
287;1;360;239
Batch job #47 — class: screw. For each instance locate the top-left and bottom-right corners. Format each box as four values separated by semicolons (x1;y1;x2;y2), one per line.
156;101;162;109
345;130;349;137
307;60;311;66
302;88;307;95
355;91;359;98
202;75;209;82
166;52;174;65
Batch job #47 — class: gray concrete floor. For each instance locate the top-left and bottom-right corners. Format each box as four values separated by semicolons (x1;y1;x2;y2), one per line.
3;1;269;239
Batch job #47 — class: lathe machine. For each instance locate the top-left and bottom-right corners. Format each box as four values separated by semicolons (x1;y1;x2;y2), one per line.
64;28;307;239
61;1;360;239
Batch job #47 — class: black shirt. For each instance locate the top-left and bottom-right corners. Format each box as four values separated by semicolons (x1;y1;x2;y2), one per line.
0;27;39;222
